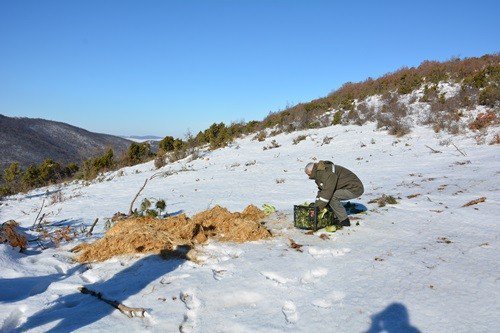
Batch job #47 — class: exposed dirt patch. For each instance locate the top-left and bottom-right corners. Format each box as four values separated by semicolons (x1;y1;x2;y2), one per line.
74;205;271;263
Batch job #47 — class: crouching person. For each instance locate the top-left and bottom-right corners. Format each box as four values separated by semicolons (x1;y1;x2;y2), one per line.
305;161;364;227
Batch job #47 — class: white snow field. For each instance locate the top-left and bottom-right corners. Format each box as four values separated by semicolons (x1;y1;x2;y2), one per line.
1;123;499;332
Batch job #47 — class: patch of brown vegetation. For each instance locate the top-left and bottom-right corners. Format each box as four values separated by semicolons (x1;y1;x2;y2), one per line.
489;133;500;145
0;220;27;252
41;226;77;247
462;197;486;207
74;205;270;263
289;239;303;252
469;112;497;131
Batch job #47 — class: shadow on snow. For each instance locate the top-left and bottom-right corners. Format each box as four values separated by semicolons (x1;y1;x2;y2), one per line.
15;254;183;332
365;302;421;333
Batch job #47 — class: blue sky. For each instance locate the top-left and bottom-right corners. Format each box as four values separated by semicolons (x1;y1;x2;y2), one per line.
0;1;498;137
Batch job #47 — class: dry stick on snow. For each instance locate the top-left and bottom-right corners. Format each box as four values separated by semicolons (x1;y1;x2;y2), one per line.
425;145;442;154
78;286;146;318
35;213;46;229
32;198;46;229
86;218;99;236
462;197;486;207
128;172;162;215
451;142;467;156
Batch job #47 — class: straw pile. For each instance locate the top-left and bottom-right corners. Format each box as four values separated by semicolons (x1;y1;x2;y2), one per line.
74;205;271;263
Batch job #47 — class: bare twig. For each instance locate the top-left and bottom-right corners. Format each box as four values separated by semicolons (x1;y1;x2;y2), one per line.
78;286;146;318
86;218;99;236
451;142;467;156
425;145;442;154
32;198;45;229
129;179;148;215
35;213;46;229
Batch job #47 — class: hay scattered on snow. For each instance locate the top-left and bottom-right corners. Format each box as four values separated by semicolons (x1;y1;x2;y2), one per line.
74;205;271;263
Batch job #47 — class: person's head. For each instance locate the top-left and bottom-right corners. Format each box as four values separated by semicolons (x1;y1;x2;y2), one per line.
304;162;314;177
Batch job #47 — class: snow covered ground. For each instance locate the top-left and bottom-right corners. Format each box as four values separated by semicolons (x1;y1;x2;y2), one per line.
1;123;499;332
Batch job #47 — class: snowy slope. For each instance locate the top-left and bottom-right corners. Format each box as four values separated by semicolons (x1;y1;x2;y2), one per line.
1;123;499;332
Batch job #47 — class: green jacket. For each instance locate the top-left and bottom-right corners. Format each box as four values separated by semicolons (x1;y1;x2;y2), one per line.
310;161;364;209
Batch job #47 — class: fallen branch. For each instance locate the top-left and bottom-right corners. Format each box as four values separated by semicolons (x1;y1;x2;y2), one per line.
86;218;99;236
32;198;45;229
451;142;467;156
425;145;442;154
78;286;146;318
462;197;486;207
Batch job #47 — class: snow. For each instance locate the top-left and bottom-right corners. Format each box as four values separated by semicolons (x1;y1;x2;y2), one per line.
1;123;499;332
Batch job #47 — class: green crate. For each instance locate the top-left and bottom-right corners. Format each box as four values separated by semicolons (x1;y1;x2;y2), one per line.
293;205;337;230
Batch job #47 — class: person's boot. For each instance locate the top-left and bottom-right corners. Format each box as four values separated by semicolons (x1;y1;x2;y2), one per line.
339;218;351;227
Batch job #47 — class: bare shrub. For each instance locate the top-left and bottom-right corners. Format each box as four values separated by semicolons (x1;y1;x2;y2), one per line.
368;195;398;207
322;136;334;145
419;84;438;102
375;98;411;136
49;191;64;205
293;135;307;145
489;133;500;145
263;140;281;150
253;131;267;142
40;226;77;247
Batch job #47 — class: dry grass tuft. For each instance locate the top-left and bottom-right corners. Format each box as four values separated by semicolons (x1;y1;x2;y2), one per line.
74;205;270;263
0;220;27;251
462;197;486;207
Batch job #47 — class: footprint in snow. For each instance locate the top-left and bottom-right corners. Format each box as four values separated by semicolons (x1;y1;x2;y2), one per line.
160;274;190;285
312;290;346;309
312;299;333;309
179;289;200;333
260;271;291;285
300;268;328;284
282;301;299;324
212;266;234;281
1;306;27;333
308;247;351;258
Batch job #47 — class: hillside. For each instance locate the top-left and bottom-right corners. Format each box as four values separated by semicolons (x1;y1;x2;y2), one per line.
0;115;132;170
0;122;498;332
257;54;499;139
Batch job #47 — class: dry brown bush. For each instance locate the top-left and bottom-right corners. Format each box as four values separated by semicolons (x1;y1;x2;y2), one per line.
470;112;497;131
40;226;77;247
0;220;27;251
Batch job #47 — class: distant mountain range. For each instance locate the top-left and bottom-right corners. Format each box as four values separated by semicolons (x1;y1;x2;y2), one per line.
121;135;163;142
0;114;132;170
